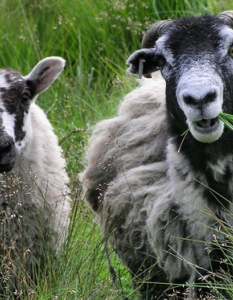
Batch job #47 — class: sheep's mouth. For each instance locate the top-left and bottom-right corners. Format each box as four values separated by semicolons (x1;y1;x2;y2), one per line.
188;117;224;143
194;117;219;133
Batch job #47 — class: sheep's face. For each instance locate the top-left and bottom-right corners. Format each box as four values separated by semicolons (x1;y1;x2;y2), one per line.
0;70;31;172
0;57;65;173
127;15;233;144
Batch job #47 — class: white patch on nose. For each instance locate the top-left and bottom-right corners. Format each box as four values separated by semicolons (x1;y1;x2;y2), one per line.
15;112;31;152
179;83;222;122
0;74;16;141
1;110;16;142
176;61;224;143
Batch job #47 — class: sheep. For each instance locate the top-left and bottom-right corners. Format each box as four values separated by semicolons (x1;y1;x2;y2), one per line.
0;57;71;292
80;72;169;298
80;11;233;299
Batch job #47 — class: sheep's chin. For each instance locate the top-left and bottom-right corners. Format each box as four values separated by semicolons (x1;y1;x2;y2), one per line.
188;118;224;143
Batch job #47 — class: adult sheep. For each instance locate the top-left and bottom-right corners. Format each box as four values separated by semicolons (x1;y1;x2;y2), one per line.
80;11;233;299
0;57;71;293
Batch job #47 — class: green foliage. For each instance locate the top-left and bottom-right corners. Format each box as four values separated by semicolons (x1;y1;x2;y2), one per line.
0;0;233;298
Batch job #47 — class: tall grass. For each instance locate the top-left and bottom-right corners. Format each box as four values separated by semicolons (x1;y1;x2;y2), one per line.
0;0;232;298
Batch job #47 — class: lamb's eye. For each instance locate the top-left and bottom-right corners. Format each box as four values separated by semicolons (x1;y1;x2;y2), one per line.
228;45;233;57
21;93;30;105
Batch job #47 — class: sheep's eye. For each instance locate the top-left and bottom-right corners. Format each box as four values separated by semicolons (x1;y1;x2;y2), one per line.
228;45;233;58
21;93;30;105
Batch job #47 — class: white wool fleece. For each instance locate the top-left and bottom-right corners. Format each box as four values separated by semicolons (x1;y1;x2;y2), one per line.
0;102;71;251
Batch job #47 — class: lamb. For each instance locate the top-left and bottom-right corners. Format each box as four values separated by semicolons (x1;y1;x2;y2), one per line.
80;10;233;299
0;57;71;292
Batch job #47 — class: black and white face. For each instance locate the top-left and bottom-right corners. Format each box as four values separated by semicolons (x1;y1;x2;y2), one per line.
127;15;233;144
0;70;31;172
157;22;233;143
0;56;66;173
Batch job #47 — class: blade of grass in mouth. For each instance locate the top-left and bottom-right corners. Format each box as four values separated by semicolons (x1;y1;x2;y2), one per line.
218;113;233;130
181;113;233;136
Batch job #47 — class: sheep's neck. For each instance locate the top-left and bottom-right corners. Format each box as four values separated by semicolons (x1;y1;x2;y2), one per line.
168;139;233;210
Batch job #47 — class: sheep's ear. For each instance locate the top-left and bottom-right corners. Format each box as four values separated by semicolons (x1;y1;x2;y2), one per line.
127;49;164;77
23;56;66;97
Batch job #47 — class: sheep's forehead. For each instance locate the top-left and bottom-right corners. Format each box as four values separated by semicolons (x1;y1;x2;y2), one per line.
0;71;26;112
0;70;29;145
0;70;24;86
157;17;233;60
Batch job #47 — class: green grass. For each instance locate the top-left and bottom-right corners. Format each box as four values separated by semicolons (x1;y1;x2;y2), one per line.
219;113;233;130
181;113;233;138
0;0;233;298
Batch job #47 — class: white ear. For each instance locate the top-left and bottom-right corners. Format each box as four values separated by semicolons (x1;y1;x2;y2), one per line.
23;56;66;96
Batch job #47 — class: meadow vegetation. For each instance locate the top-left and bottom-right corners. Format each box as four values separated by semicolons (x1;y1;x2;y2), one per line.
0;0;233;298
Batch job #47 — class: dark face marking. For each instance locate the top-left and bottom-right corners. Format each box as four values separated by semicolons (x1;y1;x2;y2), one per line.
0;69;33;172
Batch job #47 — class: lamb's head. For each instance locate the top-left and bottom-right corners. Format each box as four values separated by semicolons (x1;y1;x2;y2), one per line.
0;57;65;172
127;11;233;144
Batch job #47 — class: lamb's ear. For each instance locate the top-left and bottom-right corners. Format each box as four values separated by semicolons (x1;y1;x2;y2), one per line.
127;48;164;77
23;56;66;97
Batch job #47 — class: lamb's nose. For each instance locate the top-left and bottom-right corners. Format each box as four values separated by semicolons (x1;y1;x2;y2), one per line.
0;138;16;173
0;140;13;156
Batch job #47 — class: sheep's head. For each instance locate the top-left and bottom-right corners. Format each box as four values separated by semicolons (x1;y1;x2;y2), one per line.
0;57;65;172
127;12;233;144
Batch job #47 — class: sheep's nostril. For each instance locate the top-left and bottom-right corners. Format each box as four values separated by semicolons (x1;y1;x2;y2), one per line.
0;141;12;155
0;139;16;173
203;91;217;104
183;95;196;105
